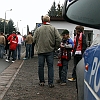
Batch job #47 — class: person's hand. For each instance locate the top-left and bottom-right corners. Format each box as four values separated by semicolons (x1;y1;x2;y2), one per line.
8;42;10;44
60;44;64;48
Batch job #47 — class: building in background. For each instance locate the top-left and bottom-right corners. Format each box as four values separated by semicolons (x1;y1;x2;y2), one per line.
32;1;99;47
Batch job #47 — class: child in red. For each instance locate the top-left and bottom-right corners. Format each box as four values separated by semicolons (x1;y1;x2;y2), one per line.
6;36;18;62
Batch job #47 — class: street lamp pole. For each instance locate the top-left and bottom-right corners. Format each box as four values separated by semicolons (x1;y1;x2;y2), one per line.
22;27;26;36
4;12;6;35
17;20;21;32
4;9;12;35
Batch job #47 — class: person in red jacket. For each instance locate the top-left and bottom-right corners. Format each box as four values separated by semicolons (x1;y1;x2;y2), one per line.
7;31;18;42
7;31;18;60
6;35;18;62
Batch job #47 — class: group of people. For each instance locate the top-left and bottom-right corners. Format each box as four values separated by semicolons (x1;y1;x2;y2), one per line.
33;15;87;88
6;31;35;62
0;31;23;62
0;28;35;62
0;14;87;89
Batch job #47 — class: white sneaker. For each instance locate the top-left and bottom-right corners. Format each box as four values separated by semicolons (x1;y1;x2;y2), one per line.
60;83;67;86
68;78;76;82
6;59;9;62
12;61;15;63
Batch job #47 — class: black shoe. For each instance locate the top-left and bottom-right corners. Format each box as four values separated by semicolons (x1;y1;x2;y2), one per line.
56;79;61;83
39;82;45;86
48;84;54;88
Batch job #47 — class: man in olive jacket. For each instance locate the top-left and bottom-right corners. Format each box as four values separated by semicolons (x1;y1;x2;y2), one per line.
23;32;33;59
33;15;61;88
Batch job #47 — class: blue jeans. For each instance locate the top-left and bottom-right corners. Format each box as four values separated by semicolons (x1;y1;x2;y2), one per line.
16;44;21;59
59;59;68;83
38;52;54;85
0;44;5;58
25;44;32;58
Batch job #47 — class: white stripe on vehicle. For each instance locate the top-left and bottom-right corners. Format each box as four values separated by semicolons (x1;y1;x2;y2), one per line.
84;79;100;100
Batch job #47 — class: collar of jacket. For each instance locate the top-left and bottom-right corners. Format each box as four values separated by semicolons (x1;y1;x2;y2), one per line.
43;22;50;25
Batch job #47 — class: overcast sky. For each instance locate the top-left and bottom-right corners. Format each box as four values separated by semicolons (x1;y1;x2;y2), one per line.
0;0;65;35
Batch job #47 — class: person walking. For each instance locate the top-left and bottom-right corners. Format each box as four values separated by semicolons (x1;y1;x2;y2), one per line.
7;31;18;42
33;15;61;88
23;32;33;60
6;35;18;62
0;32;6;59
29;33;35;58
5;34;10;56
7;31;18;60
56;30;74;86
16;32;23;60
68;25;87;82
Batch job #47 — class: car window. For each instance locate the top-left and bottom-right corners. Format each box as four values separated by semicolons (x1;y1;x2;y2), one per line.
91;34;100;46
62;0;100;29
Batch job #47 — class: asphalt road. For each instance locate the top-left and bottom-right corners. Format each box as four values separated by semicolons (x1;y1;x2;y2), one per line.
0;45;25;74
0;56;12;73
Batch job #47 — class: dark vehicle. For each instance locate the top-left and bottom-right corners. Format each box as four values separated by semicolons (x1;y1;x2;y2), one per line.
62;0;100;100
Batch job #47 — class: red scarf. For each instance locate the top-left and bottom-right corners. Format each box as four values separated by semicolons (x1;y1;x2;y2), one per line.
43;22;50;25
74;32;82;51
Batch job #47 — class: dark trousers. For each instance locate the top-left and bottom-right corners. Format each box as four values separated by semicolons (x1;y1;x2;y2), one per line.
31;43;35;57
8;49;15;61
72;55;82;79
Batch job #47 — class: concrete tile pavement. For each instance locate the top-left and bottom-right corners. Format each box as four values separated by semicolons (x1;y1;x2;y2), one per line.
0;60;24;99
0;45;26;99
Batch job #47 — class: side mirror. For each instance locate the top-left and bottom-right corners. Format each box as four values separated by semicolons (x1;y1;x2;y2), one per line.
62;0;100;29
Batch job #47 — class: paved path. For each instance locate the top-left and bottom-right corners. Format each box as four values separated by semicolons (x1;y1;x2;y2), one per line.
0;45;25;99
0;45;77;100
1;55;77;100
0;60;24;99
0;58;12;74
0;46;25;74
